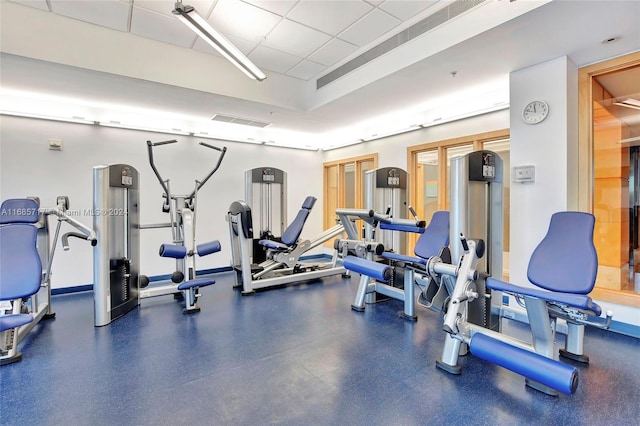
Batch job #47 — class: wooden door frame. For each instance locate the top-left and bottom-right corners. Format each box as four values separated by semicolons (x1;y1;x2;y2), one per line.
578;51;640;307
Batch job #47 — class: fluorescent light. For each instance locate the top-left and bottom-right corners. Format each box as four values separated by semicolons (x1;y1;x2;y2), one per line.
0;110;97;125
99;121;191;136
173;2;266;81
619;135;640;144
613;98;640;111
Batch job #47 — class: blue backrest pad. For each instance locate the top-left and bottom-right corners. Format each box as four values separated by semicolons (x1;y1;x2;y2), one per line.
527;212;597;294
280;209;310;246
302;196;317;210
0;198;39;224
0;224;42;300
280;197;316;246
414;211;450;259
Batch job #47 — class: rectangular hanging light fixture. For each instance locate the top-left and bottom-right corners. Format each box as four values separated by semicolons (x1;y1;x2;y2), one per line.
172;1;267;81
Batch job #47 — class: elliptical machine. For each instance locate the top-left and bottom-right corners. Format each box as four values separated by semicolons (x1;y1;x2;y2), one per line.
139;139;227;313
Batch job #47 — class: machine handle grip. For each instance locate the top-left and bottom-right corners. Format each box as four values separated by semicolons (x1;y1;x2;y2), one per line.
148;139;178;147
62;232;96;250
408;206;418;220
199;142;225;152
460;233;469;252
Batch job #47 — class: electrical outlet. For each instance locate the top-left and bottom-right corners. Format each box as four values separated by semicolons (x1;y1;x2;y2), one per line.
48;138;63;151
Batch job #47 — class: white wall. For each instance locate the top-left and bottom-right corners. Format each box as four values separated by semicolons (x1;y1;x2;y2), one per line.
509;56;578;286
322;109;510;165
509;56;638;327
0;115;323;289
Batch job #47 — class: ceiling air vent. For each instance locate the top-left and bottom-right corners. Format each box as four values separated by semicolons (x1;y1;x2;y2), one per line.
317;0;485;89
211;114;272;128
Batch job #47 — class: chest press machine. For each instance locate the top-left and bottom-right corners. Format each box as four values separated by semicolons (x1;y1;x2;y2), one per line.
1;197;96;364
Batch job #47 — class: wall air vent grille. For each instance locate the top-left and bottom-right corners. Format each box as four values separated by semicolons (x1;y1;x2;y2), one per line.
211;114;271;128
316;0;485;89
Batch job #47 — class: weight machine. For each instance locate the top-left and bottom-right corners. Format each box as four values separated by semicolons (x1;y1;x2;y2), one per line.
228;197;346;294
94;140;226;326
245;167;287;264
1;196;96;364
139;139;226;313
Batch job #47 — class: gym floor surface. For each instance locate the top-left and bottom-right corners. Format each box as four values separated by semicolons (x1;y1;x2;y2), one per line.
1;271;638;425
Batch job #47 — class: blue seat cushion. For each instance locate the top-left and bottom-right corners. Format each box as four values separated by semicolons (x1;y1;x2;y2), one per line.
177;277;216;290
258;239;289;251
343;256;392;282
0;313;34;332
487;277;602;316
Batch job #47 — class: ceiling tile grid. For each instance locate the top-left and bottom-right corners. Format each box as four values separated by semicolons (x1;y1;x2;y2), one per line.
8;0;448;81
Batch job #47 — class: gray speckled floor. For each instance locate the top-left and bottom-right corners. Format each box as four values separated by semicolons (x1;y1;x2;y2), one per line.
1;271;638;425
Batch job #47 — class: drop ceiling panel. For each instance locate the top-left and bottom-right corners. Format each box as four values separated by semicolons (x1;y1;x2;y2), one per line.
50;0;130;32
208;0;282;43
242;0;298;17
286;59;325;80
248;45;302;74
263;19;332;58
287;0;373;36
308;38;359;67
379;0;439;21
339;8;401;47
9;0;49;12
131;6;197;48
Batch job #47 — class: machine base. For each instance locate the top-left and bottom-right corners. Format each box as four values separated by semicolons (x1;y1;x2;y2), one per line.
0;352;22;366
436;359;461;375
400;312;417;321
559;349;590;364
525;378;559;397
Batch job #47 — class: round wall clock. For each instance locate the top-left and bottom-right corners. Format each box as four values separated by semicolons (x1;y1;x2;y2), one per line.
522;100;549;124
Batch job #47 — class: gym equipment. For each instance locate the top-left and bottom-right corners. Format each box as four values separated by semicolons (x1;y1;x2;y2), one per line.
432;213;612;396
449;150;503;331
139;139;226;314
1;196;96;364
340;209;449;320
364;167;408;254
245;167;287;264
93;140;226;325
93;164;140;326
227;196;347;294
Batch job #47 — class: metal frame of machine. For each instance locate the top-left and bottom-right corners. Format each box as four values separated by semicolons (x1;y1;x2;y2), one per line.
1;196;96;364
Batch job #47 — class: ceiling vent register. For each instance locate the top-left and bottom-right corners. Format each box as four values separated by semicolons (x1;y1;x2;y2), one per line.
211;114;272;128
316;0;485;89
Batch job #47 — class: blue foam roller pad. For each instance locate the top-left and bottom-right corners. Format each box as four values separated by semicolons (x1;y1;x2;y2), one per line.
343;256;392;282
197;240;221;256
469;333;578;395
159;244;187;259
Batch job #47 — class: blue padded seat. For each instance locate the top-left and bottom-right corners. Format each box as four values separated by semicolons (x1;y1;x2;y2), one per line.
0;314;34;332
486;211;601;315
381;211;449;265
259;196;316;250
177;277;216;290
0;198;42;334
